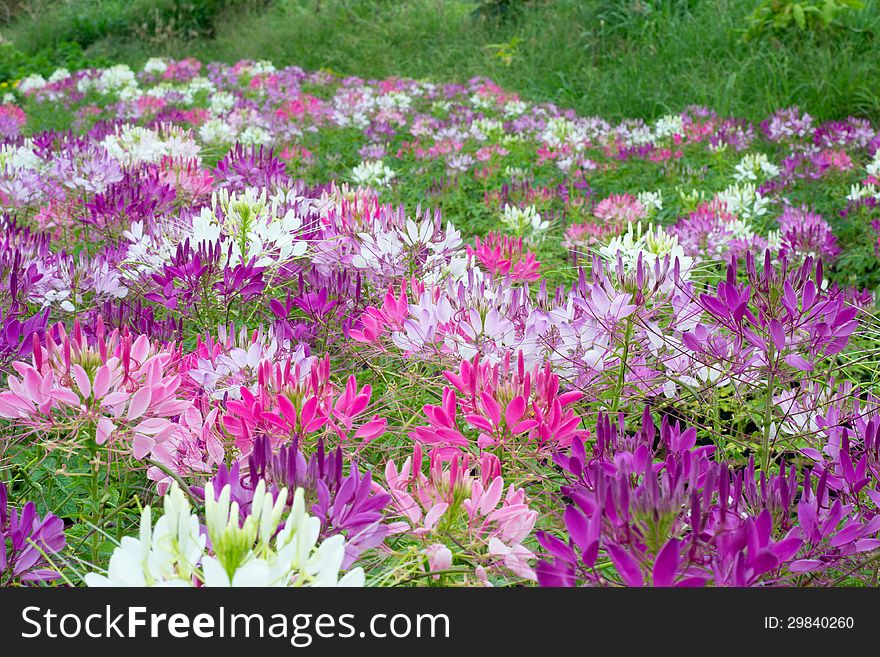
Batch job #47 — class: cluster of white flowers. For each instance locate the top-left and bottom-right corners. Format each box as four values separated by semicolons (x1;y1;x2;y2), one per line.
122;188;310;275
351;160;396;188
144;57;169;75
540;117;588;151
469;93;496;111
715;182;770;221
637;190;664;215
186;76;216;98
765;229;783;252
251;60;277;75
48;68;71;84
78;64;138;95
209;90;236;115
0;141;40;173
653;114;685;140
195;187;310;267
431;100;452;115
617;121;654;146
101;124;200;165
40;288;76;313
500;204;549;238
846;182;880;203
84;485;206;586
375;91;412;112
16;73;48;95
237;125;273;146
86;483;363;587
866;151;880;178
733;153;780;183
121;221;180;276
199;118;238;145
471;118;504;141
601;222;694;281
503;100;527;117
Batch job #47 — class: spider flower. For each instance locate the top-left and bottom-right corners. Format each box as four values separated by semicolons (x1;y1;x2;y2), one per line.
85;482;364;587
377;443;537;582
0;318;192;461
1;482;66;585
468;232;541;283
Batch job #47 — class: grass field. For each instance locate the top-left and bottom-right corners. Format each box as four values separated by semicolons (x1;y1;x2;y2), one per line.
4;0;880;121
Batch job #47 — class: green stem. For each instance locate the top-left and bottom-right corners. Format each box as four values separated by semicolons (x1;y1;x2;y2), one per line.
145;459;200;504
761;360;776;473
611;317;634;414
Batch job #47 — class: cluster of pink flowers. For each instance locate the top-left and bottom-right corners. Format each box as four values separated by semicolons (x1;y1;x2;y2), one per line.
379;443;538;583
0;104;26;139
468;232;541;282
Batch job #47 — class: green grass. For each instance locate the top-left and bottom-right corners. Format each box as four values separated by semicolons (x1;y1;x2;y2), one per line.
4;0;880;122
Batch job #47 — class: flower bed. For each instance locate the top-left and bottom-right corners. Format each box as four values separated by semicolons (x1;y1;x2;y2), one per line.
1;58;880;587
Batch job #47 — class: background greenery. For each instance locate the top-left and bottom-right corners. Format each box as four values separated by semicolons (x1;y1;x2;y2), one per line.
1;0;879;121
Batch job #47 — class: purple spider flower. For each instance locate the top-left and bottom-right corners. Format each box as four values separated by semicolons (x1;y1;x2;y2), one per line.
1;482;67;586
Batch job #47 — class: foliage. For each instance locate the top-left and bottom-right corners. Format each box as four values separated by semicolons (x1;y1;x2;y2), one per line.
744;0;865;39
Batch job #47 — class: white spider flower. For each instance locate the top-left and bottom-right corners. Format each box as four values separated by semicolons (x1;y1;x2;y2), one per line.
86;484;364;587
17;74;47;95
733;153;780;183
501;204;548;237
600;222;694;281
653;114;684;139
351;160;396;188
85;485;205;587
143;58;169;75
101;124;200;166
716;182;770;221
48;68;71;83
200;187;309;267
637;190;664;214
866;154;880;178
199;118;238;145
209;91;236;115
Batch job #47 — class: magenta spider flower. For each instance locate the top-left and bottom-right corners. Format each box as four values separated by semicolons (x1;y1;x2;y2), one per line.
592;193;647;224
1;482;67;585
468;232;541;283
221;355;387;454
776;206;840;263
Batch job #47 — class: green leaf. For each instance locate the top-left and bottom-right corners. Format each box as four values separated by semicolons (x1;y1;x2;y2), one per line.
793;4;807;29
821;2;837;25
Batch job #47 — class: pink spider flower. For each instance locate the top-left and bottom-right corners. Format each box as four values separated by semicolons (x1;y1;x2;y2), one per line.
221;356;386;454
0;104;26;139
158;156;214;199
0;318;192;461
350;280;413;345
148;404;223;493
442;352;589;451
377;443;537;580
468;232;541;283
593;193;647;224
563;221;624;254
